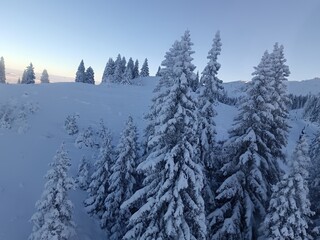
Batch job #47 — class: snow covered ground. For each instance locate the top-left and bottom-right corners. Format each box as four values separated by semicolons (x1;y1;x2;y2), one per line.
0;77;319;239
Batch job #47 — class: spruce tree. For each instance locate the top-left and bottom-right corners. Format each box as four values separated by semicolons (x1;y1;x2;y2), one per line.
208;51;280;239
269;43;290;162
113;54;123;83
40;69;49;83
76;156;91;191
84;127;113;219
29;144;75;240
133;59;139;79
123;31;206;240
21;63;36;84
140;58;149;77
0;56;6;83
155;66;161;77
122;57;134;84
262;131;314;239
85;66;95;84
101;58;115;83
101;116;139;239
75;60;86;83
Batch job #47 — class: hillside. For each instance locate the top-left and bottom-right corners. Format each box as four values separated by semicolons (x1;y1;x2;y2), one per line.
0;77;319;239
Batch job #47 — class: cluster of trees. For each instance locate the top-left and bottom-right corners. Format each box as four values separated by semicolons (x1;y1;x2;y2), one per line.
75;60;95;84
101;55;149;84
28;30;320;240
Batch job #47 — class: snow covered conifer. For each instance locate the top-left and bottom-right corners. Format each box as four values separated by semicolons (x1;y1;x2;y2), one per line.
262;131;314;239
133;59;139;79
64;114;79;135
29;144;75;240
122;57;134;84
123;30;206;240
75;60;86;83
101;58;115;83
85;66;95;84
84;128;113;218
40;69;49;83
76;156;91;191
200;31;223;99
140;58;149;77
21;63;36;84
101;116;139;239
208;51;280;239
112;54;123;83
155;66;161;77
269;43;290;162
0;56;6;83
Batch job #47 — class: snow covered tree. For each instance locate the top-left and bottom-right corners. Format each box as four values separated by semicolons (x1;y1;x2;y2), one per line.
123;30;206;240
140;58;149;77
262;131;314;239
40;69;49;83
122;57;134;84
112;54;123;83
155;66;162;77
75;126;99;149
84;128;114;219
21;63;36;84
101;58;115;83
269;43;290;162
208;51;281;239
75;60;86;83
29;144;75;240
85;66;95;84
101;116;139;239
133;59;139;79
76;156;91;191
200;31;223;99
0;56;6;83
64;114;79;135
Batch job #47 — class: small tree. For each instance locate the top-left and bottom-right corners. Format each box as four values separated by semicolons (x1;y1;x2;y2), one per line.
140;58;149;77
0;56;6;83
64;114;79;135
40;69;49;83
262;131;314;239
101;116;139;239
29;144;75;240
21;63;36;84
85;66;95;84
75;60;86;83
155;66;161;77
76;156;91;191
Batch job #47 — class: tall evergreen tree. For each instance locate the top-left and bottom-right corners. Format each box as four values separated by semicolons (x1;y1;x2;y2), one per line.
113;54;123;83
84;127;113;219
85;66;95;84
269;43;290;162
140;58;149;77
122;57;134;84
0;56;6;83
40;69;49;83
262;131;314;239
75;60;86;83
208;51;280;239
200;31;223;99
123;31;206;240
21;63;36;84
133;59;140;79
101;58;115;83
101;116;139;240
76;156;91;191
29;144;75;240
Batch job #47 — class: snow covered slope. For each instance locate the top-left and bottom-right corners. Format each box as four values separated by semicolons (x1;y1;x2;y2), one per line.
0;77;318;239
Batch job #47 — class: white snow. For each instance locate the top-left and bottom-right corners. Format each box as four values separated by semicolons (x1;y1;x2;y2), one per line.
0;76;318;239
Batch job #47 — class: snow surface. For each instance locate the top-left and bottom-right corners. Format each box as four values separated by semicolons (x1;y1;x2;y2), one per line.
0;76;319;239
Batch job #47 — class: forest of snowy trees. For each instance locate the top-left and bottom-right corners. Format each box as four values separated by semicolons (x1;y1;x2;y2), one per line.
1;29;320;239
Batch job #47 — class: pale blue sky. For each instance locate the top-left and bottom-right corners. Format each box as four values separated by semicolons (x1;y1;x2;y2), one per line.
1;0;320;82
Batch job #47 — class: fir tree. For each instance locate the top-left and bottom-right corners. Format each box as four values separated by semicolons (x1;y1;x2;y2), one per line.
64;114;79;135
84;128;114;219
76;156;91;191
75;60;86;83
133;59;140;79
208;51;280;239
101;58;115;83
269;43;290;162
0;56;6;83
122;57;134;84
21;63;36;84
262;131;314;239
40;69;49;83
155;66;162;77
101;116;139;240
29;144;75;240
85;66;95;84
140;58;149;77
123;31;206;240
113;54;123;83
